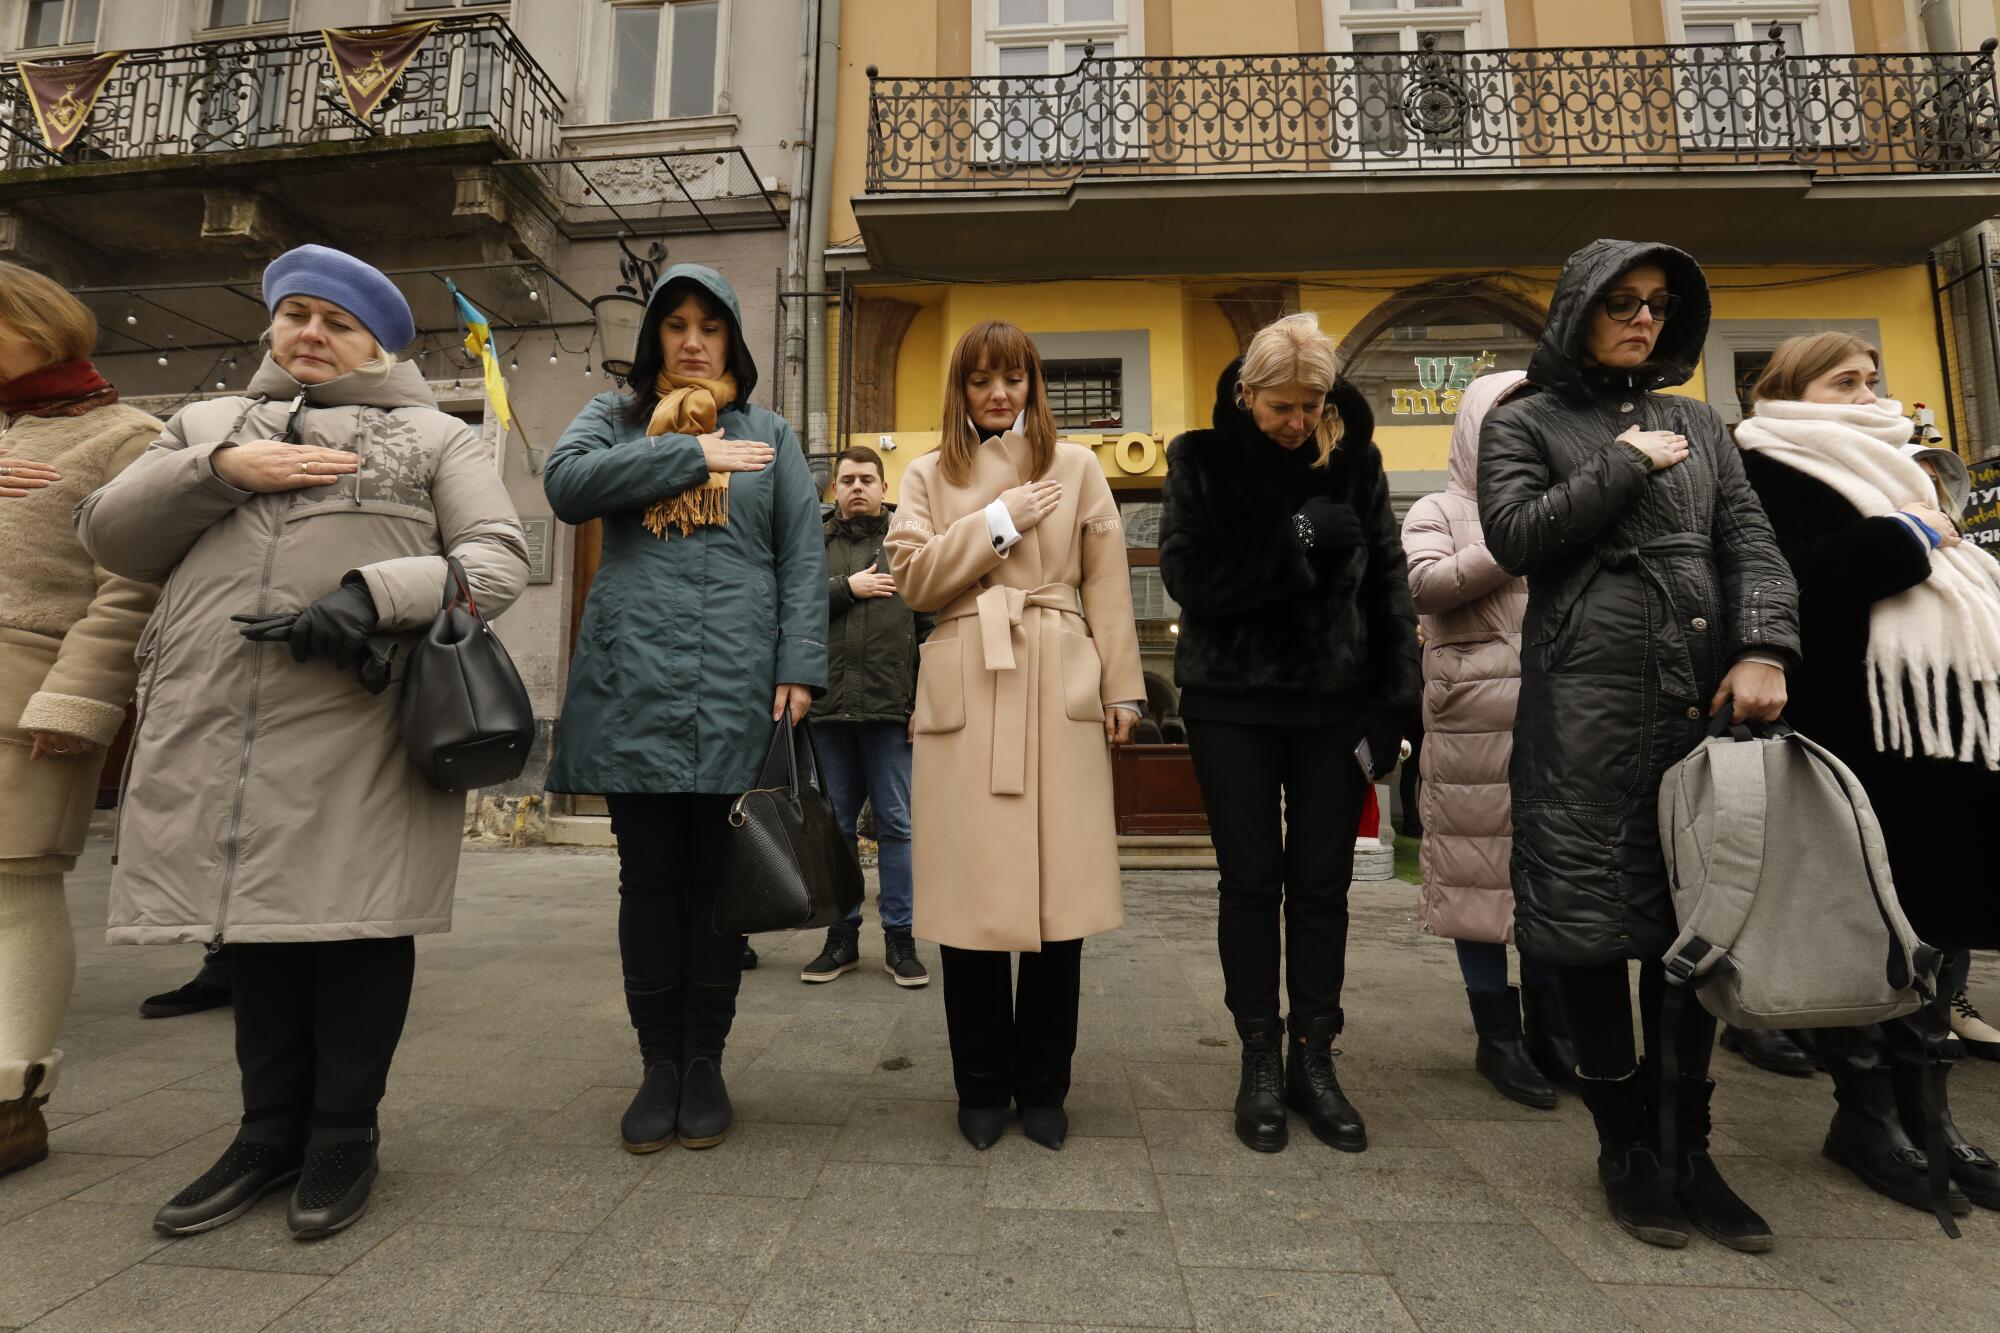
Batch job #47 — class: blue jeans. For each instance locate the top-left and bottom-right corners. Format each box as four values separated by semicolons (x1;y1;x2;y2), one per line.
816;721;914;931
1455;940;1558;995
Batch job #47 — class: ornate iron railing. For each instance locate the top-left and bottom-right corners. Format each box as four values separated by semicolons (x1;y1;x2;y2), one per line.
865;32;2000;191
0;14;564;171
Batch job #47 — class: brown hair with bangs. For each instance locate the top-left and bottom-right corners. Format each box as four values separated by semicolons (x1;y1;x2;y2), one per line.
937;321;1058;487
1750;332;1880;407
0;260;95;366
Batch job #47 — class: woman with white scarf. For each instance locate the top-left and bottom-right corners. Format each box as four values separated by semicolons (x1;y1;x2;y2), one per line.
1736;331;2000;1219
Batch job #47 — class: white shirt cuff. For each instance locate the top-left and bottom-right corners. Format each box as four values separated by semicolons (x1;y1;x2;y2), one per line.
984;498;1022;554
1108;702;1142;716
1736;652;1787;671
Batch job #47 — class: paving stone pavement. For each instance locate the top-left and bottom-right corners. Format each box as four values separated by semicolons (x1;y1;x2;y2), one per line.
6;840;1999;1331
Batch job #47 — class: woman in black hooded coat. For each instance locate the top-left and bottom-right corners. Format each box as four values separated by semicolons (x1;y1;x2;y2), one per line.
1478;240;1801;1252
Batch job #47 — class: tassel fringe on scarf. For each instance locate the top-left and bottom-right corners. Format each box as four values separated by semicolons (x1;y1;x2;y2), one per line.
1736;397;2000;770
641;369;738;541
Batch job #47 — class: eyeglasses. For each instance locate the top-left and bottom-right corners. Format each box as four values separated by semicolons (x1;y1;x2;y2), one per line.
1600;293;1682;323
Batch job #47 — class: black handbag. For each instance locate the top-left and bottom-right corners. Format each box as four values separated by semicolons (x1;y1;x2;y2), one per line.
713;715;866;936
398;556;535;791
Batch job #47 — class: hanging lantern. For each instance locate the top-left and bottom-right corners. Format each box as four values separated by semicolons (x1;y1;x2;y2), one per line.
590;291;645;382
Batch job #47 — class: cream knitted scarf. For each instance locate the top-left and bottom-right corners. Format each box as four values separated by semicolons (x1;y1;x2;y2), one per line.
1736;397;2000;769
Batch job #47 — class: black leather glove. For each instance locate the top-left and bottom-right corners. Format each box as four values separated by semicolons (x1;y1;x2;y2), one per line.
1357;707;1405;781
1293;498;1364;560
355;634;400;696
234;578;378;670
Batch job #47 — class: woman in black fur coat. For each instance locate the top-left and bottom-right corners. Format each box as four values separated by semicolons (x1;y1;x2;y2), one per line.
1158;312;1419;1157
1735;331;2000;1218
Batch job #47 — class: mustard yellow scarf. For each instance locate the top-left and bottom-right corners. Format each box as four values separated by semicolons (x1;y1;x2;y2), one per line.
642;369;738;541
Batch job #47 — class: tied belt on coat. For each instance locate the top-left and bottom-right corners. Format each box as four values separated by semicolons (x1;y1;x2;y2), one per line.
938;583;1083;797
1601;532;1716;703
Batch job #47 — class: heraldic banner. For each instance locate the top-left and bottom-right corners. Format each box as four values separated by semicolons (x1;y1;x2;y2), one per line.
17;51;125;154
322;20;438;123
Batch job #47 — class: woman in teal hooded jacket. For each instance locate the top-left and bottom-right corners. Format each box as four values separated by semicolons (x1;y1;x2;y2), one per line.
544;264;826;1153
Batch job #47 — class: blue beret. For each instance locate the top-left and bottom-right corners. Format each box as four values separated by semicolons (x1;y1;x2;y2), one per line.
262;245;415;353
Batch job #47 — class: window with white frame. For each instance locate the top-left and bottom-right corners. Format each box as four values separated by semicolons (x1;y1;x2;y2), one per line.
1700;318;1883;423
977;0;1140;163
1327;2;1504;155
404;1;510;10
1666;3;1845;150
607;0;724;124
203;0;289;28
18;0;98;49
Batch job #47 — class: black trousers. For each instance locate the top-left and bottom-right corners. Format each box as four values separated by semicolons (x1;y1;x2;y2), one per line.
940;940;1083;1110
233;936;415;1140
606;793;744;989
1554;957;1717;1082
1185;716;1369;1029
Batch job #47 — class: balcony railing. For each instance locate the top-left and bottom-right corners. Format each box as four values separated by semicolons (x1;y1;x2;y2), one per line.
0;14;564;172
865;32;2000;191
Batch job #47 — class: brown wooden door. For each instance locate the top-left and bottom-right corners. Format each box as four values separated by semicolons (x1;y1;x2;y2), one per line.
566;519;609;816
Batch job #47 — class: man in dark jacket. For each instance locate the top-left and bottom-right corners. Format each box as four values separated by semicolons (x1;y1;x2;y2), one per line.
801;446;934;987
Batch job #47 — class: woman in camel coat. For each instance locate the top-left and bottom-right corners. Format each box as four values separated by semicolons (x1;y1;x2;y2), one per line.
886;320;1143;1154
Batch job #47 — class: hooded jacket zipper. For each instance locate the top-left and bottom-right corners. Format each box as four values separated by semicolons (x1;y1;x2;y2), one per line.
210;398;297;951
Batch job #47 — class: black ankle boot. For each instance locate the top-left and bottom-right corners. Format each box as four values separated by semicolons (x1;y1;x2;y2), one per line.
1574;1069;1690;1248
1233;1016;1288;1153
1468;988;1558;1110
289;1126;378;1240
620;983;681;1154
957;1106;1006;1150
1021;1106;1068;1151
680;978;738;1149
1819;1024;1970;1216
153;1133;303;1236
1720;1025;1816;1077
1670;1075;1772;1252
1285;1014;1365;1152
1892;1046;1998;1211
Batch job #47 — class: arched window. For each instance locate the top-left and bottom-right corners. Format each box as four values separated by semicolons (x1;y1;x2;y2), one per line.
1336;281;1544;427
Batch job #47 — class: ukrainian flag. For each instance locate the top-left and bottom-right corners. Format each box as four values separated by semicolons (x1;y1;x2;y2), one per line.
445;278;514;431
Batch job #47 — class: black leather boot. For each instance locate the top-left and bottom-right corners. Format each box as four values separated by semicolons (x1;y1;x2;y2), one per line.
1233;1016;1288;1153
1670;1075;1772;1252
0;1064;51;1180
1285;1014;1365;1152
1720;1026;1815;1077
288;1126;378;1240
1468;988;1558;1110
1891;1034;2000;1211
1521;983;1580;1090
1574;1068;1690;1248
620;983;681;1154
679;978;737;1149
1818;1023;1969;1215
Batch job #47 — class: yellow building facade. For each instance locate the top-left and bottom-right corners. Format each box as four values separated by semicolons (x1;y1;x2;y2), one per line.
828;0;1998;497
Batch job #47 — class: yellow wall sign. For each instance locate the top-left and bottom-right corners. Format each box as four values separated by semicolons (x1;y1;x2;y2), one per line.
1389;351;1498;417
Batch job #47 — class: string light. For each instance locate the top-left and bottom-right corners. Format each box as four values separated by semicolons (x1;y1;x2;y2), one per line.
156;354;168;366
548;351;557;364
123;308;136;326
527;287;539;302
509;357;518;371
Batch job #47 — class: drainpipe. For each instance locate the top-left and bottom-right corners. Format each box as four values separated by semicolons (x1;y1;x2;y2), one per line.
1917;0;1957;53
804;0;842;457
780;0;821;425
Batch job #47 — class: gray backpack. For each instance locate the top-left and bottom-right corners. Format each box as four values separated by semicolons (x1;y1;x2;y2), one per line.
1658;717;1936;1029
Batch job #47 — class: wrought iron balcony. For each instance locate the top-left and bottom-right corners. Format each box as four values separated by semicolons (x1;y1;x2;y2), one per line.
0;14;563;172
865;31;2000;192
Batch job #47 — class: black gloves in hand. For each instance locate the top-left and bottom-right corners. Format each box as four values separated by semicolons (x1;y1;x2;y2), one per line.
1293;498;1364;558
1357;708;1405;781
234;578;379;670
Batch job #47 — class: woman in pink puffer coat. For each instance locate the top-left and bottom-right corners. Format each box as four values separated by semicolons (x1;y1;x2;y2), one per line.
1401;370;1575;1108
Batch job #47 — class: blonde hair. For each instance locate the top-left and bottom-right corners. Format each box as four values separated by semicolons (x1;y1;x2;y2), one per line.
0;260;95;364
937;320;1058;487
1751;332;1879;407
1237;311;1345;463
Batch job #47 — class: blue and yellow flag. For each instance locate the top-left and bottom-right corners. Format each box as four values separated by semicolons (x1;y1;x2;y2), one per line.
445;278;513;430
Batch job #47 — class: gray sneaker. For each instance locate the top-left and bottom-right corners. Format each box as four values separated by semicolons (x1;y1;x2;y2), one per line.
801;923;861;983
883;928;929;988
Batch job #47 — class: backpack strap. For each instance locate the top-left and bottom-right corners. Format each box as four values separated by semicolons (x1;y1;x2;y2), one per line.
1661;734;1768;987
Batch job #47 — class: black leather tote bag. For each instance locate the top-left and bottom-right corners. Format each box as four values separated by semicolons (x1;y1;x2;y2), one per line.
714;715;866;936
399;557;535;791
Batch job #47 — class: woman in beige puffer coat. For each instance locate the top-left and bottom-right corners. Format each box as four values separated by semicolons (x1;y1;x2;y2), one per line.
75;245;528;1243
1401;370;1573;1109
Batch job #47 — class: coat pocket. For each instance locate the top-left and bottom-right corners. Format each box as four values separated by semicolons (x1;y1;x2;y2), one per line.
1057;628;1106;723
913;637;966;735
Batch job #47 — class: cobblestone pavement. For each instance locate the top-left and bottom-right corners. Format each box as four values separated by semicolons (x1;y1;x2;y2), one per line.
6;840;1999;1331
